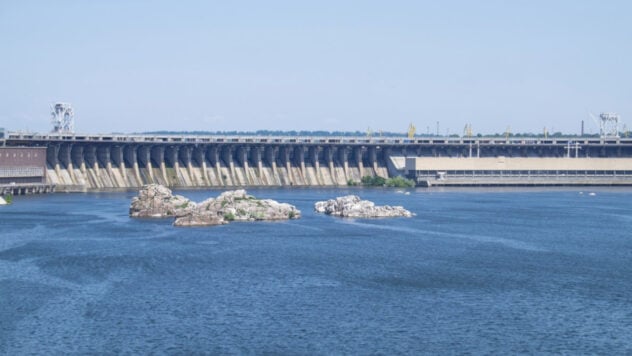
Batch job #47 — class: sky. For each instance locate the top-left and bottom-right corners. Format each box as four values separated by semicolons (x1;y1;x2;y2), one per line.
0;0;630;135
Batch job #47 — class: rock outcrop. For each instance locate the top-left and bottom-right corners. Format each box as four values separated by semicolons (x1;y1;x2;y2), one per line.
172;205;227;227
129;184;195;218
174;190;301;227
129;184;301;227
314;195;413;218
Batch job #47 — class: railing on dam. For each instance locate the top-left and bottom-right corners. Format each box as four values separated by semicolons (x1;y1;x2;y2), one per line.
0;183;55;195
6;131;632;146
410;170;632;187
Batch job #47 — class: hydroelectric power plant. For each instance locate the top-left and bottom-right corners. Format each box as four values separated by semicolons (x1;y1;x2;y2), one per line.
2;104;632;192
2;131;632;192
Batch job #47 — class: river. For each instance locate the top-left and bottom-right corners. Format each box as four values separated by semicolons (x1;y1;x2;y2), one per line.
1;187;631;354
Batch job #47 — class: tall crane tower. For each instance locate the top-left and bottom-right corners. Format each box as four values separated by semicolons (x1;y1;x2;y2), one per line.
51;102;75;134
599;112;619;138
588;112;621;138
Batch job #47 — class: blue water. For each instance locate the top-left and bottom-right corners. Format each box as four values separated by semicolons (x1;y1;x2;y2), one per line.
1;188;631;354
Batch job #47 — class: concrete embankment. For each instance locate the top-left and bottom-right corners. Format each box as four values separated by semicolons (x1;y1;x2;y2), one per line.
406;157;632;187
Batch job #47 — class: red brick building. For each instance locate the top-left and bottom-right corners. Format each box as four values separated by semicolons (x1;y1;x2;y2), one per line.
0;147;47;184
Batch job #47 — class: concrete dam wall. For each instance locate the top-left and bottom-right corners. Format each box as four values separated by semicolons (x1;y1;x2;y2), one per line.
6;132;632;190
44;143;389;190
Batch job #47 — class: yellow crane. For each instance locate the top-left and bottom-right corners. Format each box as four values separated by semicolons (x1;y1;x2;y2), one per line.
407;123;416;139
463;124;473;138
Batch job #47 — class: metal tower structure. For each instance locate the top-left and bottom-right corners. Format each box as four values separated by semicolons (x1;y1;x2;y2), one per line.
51;103;75;134
599;112;619;138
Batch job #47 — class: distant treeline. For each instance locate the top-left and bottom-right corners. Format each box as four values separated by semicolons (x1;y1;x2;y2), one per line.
138;130;624;138
140;130;408;137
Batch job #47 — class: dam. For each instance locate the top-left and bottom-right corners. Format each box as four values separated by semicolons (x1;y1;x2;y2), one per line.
4;132;391;191
3;132;632;190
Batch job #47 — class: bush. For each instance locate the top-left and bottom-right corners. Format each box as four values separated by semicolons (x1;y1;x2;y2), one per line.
223;212;235;221
361;175;387;186
347;179;359;186
360;175;415;188
384;176;416;188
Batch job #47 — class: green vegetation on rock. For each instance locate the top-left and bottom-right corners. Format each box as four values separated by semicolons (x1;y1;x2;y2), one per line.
361;176;387;186
234;195;256;202
251;212;265;220
384;176;416;188
358;175;415;188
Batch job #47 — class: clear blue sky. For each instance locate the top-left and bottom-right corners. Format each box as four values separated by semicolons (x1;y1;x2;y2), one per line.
1;1;630;135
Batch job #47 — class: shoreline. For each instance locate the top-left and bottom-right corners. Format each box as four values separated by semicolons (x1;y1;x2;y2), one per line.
48;184;632;195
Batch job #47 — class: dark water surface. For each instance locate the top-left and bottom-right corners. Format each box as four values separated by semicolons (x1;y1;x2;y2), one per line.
1;188;631;354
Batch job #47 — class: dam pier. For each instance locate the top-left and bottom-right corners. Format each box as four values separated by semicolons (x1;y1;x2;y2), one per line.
3;132;632;191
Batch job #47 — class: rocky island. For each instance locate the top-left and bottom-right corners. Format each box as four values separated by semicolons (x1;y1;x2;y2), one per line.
314;195;413;218
129;184;301;227
129;184;195;218
0;194;13;206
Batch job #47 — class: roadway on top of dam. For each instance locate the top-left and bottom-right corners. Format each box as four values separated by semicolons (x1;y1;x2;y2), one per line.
5;131;632;148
